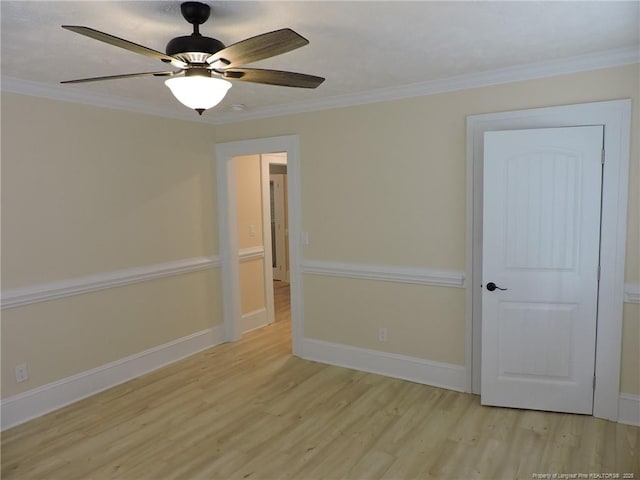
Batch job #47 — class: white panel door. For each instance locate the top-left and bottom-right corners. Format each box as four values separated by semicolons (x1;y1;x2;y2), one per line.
481;126;603;414
270;174;287;282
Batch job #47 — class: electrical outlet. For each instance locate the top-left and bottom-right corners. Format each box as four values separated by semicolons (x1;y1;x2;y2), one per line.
378;327;388;343
249;225;256;237
15;363;28;383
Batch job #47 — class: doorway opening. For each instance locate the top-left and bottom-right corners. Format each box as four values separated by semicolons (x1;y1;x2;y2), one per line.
232;152;291;340
263;153;291;330
215;135;303;356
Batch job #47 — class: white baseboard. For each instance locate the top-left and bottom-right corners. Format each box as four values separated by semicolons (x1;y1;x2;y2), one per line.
1;325;225;431
241;308;269;333
301;338;640;425
618;393;640;426
2;327;633;430
301;337;466;393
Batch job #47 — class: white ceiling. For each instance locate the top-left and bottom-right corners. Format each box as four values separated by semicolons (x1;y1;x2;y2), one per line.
2;1;639;123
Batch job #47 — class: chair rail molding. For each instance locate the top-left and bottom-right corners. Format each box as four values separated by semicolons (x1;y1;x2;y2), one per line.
624;283;640;304
239;246;265;263
1;256;221;309
302;260;465;288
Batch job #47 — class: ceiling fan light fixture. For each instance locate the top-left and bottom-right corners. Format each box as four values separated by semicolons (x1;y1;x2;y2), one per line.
61;2;324;114
164;75;231;115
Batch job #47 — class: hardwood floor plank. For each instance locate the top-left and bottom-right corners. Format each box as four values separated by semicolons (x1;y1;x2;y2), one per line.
344;449;396;479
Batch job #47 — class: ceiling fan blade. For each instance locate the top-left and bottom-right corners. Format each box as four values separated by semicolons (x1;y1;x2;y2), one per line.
208;28;308;68
61;71;178;84
223;68;325;89
62;26;187;68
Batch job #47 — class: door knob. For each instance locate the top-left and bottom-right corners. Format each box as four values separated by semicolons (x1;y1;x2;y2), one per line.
486;282;507;291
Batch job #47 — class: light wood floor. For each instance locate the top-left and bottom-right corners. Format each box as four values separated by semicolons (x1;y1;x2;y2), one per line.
2;282;638;479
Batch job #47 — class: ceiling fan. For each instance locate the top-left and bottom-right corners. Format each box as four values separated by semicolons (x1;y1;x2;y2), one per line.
61;1;325;115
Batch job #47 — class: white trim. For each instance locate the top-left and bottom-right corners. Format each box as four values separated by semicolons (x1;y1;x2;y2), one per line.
302;338;466;393
215;136;304;353
239;246;265;263
3;47;638;125
302;260;465;288
0;325;225;431
466;99;632;422
1;76;207;124
262;152;287;165
1;256;220;310
241;308;270;333
618;394;640;426
624;283;640;304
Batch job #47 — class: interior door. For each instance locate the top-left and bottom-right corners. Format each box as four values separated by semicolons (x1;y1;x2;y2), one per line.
270;173;287;282
481;126;603;414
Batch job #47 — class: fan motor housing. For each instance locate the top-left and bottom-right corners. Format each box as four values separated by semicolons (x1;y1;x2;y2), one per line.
166;35;224;56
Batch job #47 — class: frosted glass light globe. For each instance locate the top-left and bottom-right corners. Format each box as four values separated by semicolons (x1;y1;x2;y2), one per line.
165;76;232;113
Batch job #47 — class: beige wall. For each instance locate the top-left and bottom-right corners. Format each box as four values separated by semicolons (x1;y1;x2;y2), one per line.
304;276;466;365
1;95;218;287
236;154;264;251
1;94;222;398
1;64;638;402
215;64;640;393
621;304;640;394
235;154;266;315
1;270;220;398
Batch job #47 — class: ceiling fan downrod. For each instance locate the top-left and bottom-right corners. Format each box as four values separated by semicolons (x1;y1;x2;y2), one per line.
180;1;210;35
164;2;225;64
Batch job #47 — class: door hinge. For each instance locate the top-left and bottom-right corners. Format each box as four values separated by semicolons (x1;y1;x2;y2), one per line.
597;263;601;282
593;375;596;389
601;149;605;165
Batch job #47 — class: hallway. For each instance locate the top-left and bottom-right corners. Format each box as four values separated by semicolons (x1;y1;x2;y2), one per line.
273;280;290;324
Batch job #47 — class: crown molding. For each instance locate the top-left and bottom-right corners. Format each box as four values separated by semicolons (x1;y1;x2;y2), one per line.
0;76;208;124
2;47;638;125
212;46;639;125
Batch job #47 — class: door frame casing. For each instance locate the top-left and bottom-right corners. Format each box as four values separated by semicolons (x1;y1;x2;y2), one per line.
466;99;632;421
216;135;304;355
